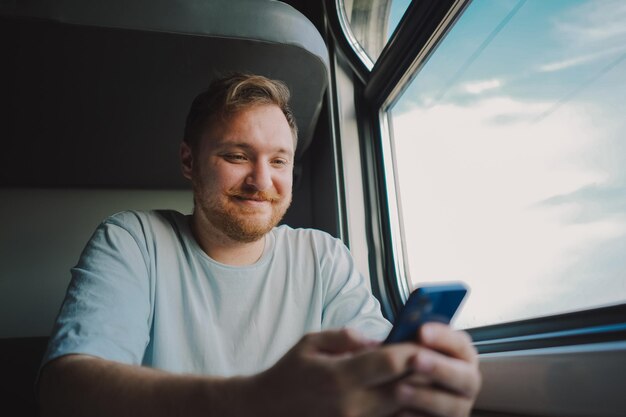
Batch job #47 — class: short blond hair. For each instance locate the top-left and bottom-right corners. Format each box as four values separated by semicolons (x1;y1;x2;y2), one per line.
184;73;298;149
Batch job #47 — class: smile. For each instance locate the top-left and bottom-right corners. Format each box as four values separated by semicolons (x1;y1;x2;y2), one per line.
232;195;273;205
229;190;280;203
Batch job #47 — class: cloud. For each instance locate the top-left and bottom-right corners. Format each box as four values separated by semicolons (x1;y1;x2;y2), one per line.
389;95;624;327
462;79;502;94
537;46;626;72
538;183;626;223
538;46;626;72
554;0;626;48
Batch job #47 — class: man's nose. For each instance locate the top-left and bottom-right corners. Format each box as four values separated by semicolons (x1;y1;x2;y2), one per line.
246;161;273;191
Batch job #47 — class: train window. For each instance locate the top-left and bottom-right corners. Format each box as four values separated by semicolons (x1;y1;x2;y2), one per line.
328;0;626;414
339;0;412;68
382;0;626;328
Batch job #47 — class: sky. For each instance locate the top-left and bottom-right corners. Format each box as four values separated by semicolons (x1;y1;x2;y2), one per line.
384;0;626;328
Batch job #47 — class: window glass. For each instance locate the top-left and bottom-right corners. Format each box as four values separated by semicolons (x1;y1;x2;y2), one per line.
386;0;626;328
340;0;412;66
386;0;412;41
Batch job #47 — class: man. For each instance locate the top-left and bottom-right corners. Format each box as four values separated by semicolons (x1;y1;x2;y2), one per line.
38;73;481;416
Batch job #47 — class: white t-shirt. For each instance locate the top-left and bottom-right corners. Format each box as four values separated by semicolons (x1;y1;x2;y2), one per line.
43;210;391;376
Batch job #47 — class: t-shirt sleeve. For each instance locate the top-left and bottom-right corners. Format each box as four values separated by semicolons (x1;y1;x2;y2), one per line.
42;212;153;367
319;235;392;341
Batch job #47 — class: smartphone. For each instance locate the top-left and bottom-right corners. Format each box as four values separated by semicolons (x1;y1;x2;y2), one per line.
383;282;468;344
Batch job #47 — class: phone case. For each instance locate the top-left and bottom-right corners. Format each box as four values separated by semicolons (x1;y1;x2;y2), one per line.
384;282;468;344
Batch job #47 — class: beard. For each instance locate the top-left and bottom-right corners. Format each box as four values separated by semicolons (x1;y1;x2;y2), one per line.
193;181;291;243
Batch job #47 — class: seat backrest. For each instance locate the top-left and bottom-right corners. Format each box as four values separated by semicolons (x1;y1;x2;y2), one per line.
1;0;329;188
0;337;49;417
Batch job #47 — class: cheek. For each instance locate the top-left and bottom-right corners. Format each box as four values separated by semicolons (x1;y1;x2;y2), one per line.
276;172;293;194
202;164;245;189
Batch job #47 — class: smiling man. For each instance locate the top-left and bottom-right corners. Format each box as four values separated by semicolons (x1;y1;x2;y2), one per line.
38;73;481;417
182;90;296;263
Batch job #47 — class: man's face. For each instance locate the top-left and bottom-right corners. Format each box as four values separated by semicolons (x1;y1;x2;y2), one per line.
182;104;295;243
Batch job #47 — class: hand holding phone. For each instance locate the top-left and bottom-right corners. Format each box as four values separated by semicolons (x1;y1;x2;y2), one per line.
384;282;468;344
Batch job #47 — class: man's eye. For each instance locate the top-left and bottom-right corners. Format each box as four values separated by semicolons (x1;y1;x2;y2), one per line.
224;154;247;162
272;159;288;166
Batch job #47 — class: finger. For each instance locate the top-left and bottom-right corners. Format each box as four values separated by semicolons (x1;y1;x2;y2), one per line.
400;372;431;387
396;412;431;417
304;328;378;355
347;385;403;417
413;348;482;397
341;344;423;387
395;382;474;417
419;323;478;364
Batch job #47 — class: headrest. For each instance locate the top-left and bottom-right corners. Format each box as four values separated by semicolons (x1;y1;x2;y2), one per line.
0;0;329;188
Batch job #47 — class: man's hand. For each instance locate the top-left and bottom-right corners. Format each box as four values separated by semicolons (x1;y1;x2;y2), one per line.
396;322;482;417
248;324;481;417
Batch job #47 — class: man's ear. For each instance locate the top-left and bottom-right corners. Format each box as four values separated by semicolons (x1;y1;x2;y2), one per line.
180;141;194;180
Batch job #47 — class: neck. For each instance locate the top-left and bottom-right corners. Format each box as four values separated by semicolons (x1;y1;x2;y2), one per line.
189;212;266;266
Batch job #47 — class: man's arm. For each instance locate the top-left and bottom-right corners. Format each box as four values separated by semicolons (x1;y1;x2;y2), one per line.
38;326;480;417
37;354;250;417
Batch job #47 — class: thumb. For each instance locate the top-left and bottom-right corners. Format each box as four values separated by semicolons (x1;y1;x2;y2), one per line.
303;328;378;355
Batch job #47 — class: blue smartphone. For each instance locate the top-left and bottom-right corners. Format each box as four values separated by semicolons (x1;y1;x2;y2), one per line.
383;282;469;344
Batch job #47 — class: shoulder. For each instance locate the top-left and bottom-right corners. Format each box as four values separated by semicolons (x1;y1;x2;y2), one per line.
272;225;351;261
82;210;190;268
102;209;187;232
273;224;344;246
95;210;189;247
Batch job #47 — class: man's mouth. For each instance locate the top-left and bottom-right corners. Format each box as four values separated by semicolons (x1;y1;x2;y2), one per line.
228;191;280;203
234;195;268;202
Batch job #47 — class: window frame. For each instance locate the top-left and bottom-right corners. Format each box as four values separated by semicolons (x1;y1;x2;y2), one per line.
325;0;469;314
324;0;626;415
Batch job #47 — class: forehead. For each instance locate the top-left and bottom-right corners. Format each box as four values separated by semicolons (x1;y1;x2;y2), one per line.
202;104;295;155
